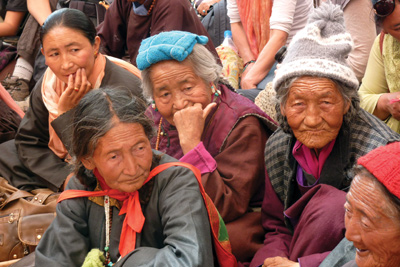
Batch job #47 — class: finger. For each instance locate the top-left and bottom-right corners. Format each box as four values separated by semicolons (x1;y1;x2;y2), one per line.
203;102;216;119
67;74;76;93
80;68;92;93
74;68;82;91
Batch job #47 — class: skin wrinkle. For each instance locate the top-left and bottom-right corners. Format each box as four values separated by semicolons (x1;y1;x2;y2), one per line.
281;76;350;154
82;121;153;193
344;175;400;267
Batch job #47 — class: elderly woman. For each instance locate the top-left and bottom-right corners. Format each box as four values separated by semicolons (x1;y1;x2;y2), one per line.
136;30;277;262
341;142;400;267
35;87;236;266
0;8;142;192
358;0;400;133
249;3;400;267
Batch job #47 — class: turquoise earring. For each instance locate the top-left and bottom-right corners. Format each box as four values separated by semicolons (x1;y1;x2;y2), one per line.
152;100;158;112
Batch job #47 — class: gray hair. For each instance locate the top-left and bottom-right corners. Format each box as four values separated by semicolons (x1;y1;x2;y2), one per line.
275;76;360;134
70;87;154;187
353;165;400;221
141;43;223;100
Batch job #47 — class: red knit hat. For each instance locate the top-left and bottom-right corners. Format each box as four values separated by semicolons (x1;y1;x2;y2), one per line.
357;142;400;199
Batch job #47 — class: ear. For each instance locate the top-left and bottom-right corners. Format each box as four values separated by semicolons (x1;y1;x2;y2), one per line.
343;100;351;115
41;47;44;56
280;103;286;117
93;36;101;54
81;157;95;170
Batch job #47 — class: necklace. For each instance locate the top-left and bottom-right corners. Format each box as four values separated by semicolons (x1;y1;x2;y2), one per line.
104;196;114;267
155;117;163;150
147;0;157;15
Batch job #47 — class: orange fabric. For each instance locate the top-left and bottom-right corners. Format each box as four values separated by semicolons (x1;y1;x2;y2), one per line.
0;84;24;118
41;54;141;159
58;162;237;266
237;0;272;58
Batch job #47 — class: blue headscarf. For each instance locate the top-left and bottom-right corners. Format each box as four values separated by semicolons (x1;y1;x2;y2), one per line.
136;31;209;70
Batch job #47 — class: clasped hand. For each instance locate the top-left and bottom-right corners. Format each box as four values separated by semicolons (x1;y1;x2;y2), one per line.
173;102;216;154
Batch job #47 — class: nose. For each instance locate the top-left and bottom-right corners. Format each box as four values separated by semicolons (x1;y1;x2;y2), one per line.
60;53;73;71
172;91;188;111
303;104;322;127
122;155;138;176
345;216;362;243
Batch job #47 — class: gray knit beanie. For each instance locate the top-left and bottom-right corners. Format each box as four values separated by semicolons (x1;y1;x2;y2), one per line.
272;2;359;92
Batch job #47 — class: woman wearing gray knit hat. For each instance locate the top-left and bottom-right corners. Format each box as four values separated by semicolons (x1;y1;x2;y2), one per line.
358;0;400;134
251;3;400;267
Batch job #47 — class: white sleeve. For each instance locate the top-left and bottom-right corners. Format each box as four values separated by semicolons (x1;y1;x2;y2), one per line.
227;0;241;23
270;0;313;44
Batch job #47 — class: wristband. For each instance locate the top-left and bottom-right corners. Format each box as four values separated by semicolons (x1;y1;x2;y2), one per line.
242;60;256;72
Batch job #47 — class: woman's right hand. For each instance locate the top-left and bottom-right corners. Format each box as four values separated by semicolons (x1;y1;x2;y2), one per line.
57;68;92;115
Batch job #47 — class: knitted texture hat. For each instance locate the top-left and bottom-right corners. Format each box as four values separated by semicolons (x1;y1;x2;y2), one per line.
136;31;209;70
272;2;359;92
357;142;400;199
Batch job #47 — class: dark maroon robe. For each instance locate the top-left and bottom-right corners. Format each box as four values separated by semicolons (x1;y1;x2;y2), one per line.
97;0;219;65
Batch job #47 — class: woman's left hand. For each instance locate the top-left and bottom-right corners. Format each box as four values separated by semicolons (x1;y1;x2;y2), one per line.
57;68;92;115
262;257;300;267
173;102;216;154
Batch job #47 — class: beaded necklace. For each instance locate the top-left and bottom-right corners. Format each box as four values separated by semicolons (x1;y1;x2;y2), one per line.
147;0;157;15
155;118;163;150
104;196;114;267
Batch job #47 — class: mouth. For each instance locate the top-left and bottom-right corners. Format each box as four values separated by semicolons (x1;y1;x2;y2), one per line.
356;248;369;256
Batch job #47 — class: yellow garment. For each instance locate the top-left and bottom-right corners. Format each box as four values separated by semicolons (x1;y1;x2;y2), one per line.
217;45;243;89
81;249;105;267
359;34;400;133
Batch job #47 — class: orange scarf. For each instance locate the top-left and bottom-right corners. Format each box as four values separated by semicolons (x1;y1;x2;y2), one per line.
237;0;272;58
57;163;191;258
41;54;141;159
58;162;238;265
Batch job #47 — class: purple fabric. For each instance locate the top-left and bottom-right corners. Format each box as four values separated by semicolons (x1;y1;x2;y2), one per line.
250;179;346;267
147;84;276;158
180;142;217;174
292;140;336;181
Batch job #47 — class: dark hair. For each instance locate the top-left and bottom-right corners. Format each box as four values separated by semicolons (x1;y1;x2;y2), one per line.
371;0;398;27
71;87;155;186
354;165;400;218
40;8;97;45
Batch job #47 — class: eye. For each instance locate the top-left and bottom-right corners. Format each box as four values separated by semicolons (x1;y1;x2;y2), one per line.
49;52;59;57
109;154;118;160
71;48;79;52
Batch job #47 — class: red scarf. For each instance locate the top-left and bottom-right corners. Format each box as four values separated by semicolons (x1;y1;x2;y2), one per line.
58;162;237;266
58;166;158;258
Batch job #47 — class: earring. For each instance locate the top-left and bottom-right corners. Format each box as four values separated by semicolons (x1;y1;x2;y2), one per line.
152;100;158;112
211;83;221;97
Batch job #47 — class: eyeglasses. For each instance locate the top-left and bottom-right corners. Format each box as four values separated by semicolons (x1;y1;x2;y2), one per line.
373;0;396;17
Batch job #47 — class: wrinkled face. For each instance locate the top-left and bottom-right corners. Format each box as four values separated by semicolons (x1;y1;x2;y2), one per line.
82;121;153;193
382;0;400;42
151;60;213;126
281;76;350;150
344;175;400;267
41;26;100;84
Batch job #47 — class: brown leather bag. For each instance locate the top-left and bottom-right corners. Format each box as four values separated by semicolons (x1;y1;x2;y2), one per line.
0;177;59;263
